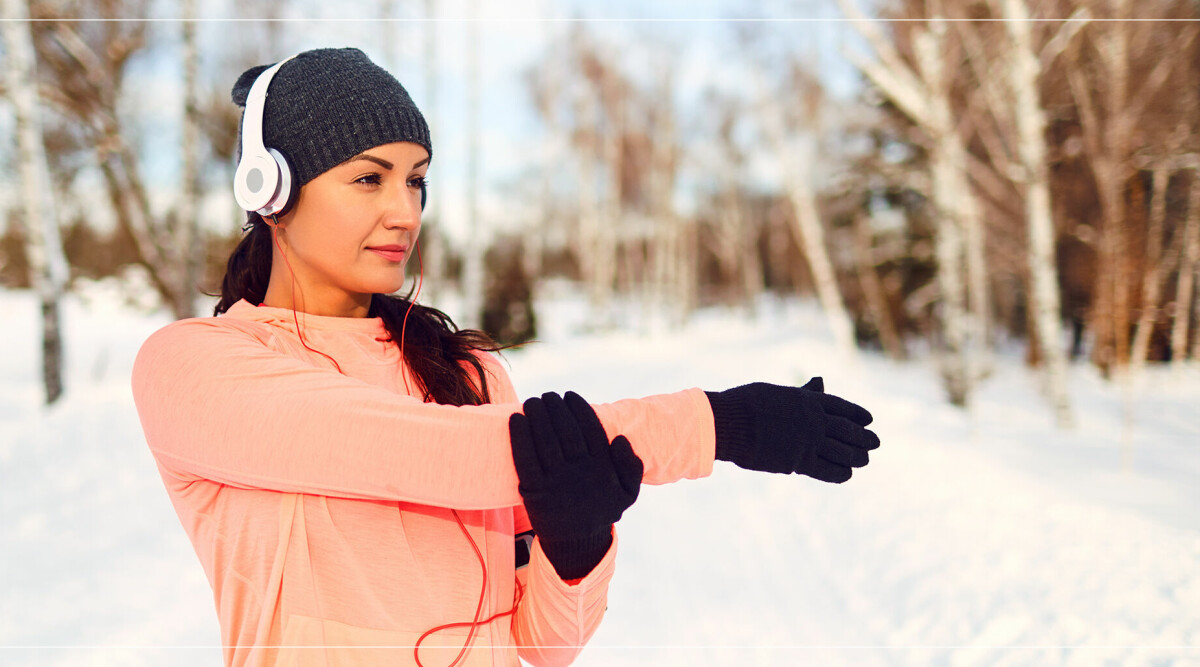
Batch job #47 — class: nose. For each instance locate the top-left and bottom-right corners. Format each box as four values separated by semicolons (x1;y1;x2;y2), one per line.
382;182;422;232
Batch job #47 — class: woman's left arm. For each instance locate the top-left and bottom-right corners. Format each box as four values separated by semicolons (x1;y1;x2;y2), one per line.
511;528;618;667
479;359;619;665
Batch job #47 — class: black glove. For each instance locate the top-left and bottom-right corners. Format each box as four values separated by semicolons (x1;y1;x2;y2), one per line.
705;377;879;483
509;391;644;580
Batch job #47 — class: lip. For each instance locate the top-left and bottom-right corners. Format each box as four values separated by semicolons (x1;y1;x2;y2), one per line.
367;245;409;262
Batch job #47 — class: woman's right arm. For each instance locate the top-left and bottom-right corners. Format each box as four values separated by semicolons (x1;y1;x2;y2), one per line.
131;318;714;510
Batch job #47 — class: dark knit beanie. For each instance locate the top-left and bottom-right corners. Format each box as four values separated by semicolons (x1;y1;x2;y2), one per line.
231;47;431;187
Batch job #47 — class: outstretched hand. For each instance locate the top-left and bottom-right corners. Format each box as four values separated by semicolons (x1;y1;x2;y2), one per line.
705;377;880;483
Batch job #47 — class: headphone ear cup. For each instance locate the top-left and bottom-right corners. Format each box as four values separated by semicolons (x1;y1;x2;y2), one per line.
264;148;299;217
233;148;282;213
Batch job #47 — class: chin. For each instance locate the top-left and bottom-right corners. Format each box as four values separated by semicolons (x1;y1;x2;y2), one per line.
365;275;410;296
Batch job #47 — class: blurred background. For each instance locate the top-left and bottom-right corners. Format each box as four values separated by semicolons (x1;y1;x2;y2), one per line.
3;2;1200;665
3;0;1196;419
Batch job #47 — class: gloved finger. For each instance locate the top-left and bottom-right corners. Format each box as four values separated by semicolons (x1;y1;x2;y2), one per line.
817;392;874;426
608;435;645;499
819;439;870;468
805;456;853;484
540;391;589;462
800;376;824;392
564;390;610;458
508;412;545;481
524;396;566;468
826;415;881;450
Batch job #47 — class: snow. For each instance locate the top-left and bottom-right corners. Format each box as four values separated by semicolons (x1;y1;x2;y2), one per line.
2;284;1198;666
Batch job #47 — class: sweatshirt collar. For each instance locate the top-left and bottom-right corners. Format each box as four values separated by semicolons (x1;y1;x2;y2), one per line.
225;299;389;337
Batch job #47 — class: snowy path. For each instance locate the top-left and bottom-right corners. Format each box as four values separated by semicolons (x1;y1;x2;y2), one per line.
1;288;1198;665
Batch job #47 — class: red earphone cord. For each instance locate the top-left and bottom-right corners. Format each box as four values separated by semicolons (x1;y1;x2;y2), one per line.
270;224;521;665
405;242;526;666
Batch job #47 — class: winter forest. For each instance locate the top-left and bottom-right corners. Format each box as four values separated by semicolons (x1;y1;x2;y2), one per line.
2;1;1199;666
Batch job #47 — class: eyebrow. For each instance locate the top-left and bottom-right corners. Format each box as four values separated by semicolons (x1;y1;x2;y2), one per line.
343;154;394;170
343;154;431;170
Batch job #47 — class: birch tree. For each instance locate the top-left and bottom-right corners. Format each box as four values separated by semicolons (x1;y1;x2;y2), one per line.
1173;176;1199;364
1061;1;1198;374
460;0;485;328
700;89;764;318
839;0;974;403
3;0;70;404
28;3;199;317
1128;167;1170;372
999;0;1077;426
420;0;443;304
755;66;856;355
645;66;694;325
177;0;202;317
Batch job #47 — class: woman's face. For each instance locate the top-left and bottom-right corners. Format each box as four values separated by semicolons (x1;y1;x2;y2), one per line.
265;141;429;317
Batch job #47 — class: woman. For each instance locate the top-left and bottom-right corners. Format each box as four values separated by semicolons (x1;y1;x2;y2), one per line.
132;48;879;667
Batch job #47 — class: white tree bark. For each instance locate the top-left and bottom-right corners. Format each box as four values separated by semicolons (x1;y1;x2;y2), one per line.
460;0;485;328
840;1;974;401
176;0;201;318
415;0;442;303
573;80;605;326
1003;0;1074;426
647;70;687;326
43;20;185;315
3;0;70;404
755;81;856;357
913;18;971;405
594;72;621;329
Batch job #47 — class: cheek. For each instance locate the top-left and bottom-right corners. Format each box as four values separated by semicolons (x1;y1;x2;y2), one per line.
292;209;359;257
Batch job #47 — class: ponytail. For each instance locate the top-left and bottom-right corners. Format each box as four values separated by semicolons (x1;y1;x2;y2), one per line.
215;214;273;315
370;294;504;406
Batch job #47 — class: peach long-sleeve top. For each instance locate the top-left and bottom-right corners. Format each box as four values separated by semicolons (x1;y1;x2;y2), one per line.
131;300;715;666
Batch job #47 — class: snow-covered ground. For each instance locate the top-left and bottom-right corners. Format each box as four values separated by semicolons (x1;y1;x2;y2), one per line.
2;283;1198;666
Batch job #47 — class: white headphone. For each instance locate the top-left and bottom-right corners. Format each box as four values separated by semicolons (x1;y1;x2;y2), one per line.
233;55;298;217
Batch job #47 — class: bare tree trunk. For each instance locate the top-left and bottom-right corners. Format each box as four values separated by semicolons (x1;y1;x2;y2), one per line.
40;20;189;317
1130;168;1170;371
840;0;982;399
853;212;905;359
421;0;442;304
176;0;201;318
784;170;857;356
1004;0;1073;426
962;178;992;379
1069;6;1134;373
737;196;764;317
594;73;621;329
647;73;684;325
714;188;753;314
1173;176;1199;363
461;0;484;328
575;86;601;322
4;0;70;405
914;18;971;405
756;82;856;356
1192;262;1200;361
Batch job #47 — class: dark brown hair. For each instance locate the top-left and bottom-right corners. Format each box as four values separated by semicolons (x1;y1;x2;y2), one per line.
214;214;503;406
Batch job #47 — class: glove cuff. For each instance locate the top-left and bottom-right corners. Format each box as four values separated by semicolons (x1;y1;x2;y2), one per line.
705;389;755;465
538;529;613;581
